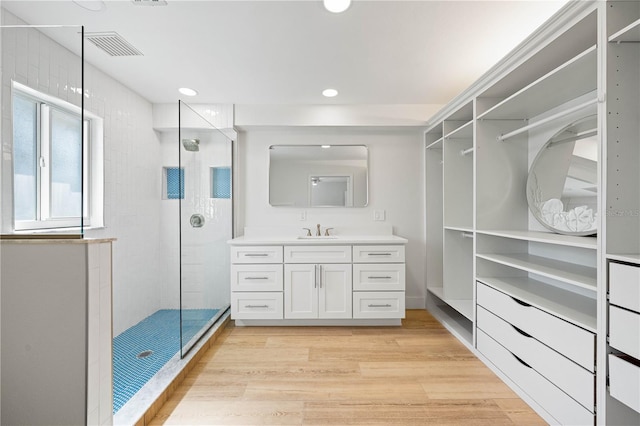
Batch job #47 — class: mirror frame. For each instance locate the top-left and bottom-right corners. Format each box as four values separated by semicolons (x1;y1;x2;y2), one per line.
268;144;369;208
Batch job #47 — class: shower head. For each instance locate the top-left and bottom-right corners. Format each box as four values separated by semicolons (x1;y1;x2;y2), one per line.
182;138;200;152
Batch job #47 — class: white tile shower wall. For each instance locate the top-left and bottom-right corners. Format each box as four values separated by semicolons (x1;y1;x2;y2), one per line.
159;130;232;311
238;127;427;308
0;10;164;336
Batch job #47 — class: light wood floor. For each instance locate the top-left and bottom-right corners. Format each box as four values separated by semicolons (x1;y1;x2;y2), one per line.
149;310;546;425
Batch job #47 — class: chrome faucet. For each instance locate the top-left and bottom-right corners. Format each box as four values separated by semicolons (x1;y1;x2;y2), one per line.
303;227;312;236
324;228;333;236
316;224;322;236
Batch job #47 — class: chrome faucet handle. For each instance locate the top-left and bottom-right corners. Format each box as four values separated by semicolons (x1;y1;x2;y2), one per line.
316;224;321;236
324;228;334;236
303;228;312;237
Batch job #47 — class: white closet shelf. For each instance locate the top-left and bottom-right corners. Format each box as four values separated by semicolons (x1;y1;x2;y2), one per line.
477;46;597;120
476;253;597;291
428;287;473;321
444;120;473;140
427;286;444;298
609;18;640;43
607;253;640;266
476;230;597;250
425;137;444;150
444;226;474;233
476;276;596;333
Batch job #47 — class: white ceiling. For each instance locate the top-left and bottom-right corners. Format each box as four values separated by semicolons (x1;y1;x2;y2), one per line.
2;0;569;107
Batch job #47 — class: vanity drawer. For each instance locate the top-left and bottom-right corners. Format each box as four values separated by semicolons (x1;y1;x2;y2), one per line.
231;246;283;264
609;305;640;359
231;264;283;292
477;282;595;371
231;292;283;319
609;354;640;414
352;245;405;263
284;245;351;263
353;291;405;319
609;262;640;313
477;330;594;426
353;264;405;291
477;306;594;411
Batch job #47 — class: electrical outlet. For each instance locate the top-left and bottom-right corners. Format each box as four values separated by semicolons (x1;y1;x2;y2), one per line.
373;210;386;221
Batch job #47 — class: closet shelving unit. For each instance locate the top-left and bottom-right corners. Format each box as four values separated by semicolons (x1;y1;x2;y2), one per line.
425;101;475;344
604;2;640;425
423;2;640;424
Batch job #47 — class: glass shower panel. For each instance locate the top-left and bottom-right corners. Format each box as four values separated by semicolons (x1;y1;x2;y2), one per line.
178;101;232;356
1;24;85;234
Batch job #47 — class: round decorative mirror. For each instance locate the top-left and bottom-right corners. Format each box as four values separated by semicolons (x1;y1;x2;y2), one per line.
527;115;598;236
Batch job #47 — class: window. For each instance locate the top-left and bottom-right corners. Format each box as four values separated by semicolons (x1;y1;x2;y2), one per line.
12;82;103;231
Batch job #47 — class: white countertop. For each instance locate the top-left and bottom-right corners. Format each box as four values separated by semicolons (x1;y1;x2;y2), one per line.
228;235;408;246
228;225;408;245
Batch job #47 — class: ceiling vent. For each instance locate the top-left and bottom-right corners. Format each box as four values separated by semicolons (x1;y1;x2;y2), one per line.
85;32;143;57
131;0;168;5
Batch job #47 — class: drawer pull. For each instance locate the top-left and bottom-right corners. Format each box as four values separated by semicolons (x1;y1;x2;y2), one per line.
244;253;269;257
368;304;392;308
511;324;533;338
368;276;392;279
512;353;532;369
245;304;269;309
368;253;392;256
511;296;532;307
244;276;269;280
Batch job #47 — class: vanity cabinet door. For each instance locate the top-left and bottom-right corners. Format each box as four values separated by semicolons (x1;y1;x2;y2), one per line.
284;264;318;319
318;263;352;319
284;263;352;319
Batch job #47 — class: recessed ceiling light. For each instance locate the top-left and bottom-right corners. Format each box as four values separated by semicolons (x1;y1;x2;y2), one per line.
178;87;198;97
323;0;351;13
322;88;338;98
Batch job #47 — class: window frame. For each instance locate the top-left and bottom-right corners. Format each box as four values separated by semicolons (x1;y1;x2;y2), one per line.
12;81;104;232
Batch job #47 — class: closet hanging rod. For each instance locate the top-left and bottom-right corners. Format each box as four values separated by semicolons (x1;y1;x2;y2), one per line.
461;232;474;239
497;98;597;142
459;147;475;156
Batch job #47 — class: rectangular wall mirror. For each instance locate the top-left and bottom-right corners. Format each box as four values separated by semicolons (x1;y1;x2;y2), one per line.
269;145;368;207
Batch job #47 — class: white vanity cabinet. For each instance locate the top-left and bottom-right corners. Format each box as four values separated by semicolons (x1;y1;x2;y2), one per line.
230;245;284;319
229;236;407;325
353;245;406;319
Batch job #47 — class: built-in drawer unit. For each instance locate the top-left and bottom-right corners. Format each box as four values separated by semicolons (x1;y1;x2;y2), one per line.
352;245;405;263
353;291;405;319
284;245;352;263
353;264;405;291
477;282;595;371
231;292;283;320
609;354;640;414
477;330;594;426
609;305;640;360
231;245;283;264
477;306;594;411
231;264;283;292
609;262;640;313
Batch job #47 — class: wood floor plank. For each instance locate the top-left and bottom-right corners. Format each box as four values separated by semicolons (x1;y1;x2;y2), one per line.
149;310;544;425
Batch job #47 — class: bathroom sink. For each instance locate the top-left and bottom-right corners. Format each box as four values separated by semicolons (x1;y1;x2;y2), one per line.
297;236;338;239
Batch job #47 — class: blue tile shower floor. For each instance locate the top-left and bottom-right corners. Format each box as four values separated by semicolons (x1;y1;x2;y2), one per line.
113;309;218;413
